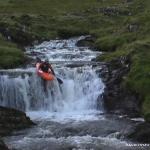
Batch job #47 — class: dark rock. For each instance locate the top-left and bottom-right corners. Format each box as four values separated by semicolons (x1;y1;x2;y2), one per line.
0;22;39;46
57;28;88;39
128;24;139;32
65;64;84;68
0;139;9;150
0;106;33;150
128;122;150;143
76;36;95;48
96;7;131;16
0;106;35;136
7;28;36;46
99;55;142;117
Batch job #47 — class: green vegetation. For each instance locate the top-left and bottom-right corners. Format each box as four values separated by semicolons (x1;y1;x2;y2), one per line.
0;33;25;68
92;1;150;121
0;0;150;121
125;40;150;121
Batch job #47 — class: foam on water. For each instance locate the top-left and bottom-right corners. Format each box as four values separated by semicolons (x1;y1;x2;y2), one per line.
27;36;101;62
6;135;132;150
27;110;104;123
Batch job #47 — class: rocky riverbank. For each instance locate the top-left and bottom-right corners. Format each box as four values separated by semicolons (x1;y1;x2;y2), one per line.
76;36;150;143
99;56;141;117
77;36;141;117
96;53;150;143
77;35;149;144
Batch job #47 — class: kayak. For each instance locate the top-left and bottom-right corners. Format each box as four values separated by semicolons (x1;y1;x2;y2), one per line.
36;63;55;81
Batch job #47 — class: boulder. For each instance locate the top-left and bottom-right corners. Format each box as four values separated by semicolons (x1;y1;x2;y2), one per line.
76;36;95;48
0;106;35;150
0;106;35;136
128;122;150;143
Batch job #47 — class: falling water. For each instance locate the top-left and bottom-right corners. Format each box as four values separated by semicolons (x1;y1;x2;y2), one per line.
0;36;104;118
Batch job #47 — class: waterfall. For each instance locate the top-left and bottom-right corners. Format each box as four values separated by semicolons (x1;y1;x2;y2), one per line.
3;37;141;150
0;36;105;115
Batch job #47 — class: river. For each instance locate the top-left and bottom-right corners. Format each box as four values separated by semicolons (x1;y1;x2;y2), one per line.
0;36;148;150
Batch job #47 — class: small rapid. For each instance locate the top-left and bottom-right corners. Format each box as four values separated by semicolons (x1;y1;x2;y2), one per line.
1;36;146;150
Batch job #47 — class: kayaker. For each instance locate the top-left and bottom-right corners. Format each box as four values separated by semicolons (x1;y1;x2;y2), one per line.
36;58;55;93
39;59;55;75
36;57;63;83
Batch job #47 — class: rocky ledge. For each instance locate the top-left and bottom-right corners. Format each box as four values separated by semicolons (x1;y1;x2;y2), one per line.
0;106;35;149
76;36;96;49
76;36;141;117
96;55;150;143
97;55;142;117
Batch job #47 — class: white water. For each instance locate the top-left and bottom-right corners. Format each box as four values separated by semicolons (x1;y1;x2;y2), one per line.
3;37;147;150
0;36;104;120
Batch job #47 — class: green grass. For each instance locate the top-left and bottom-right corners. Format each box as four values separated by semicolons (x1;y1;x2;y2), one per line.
0;0;132;40
0;0;131;67
124;40;150;119
0;0;150;121
0;33;25;68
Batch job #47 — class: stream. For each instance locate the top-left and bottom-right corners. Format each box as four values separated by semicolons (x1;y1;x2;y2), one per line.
0;36;148;150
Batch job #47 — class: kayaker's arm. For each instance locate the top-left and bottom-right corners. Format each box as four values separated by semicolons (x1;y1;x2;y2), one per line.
49;64;55;75
38;63;43;72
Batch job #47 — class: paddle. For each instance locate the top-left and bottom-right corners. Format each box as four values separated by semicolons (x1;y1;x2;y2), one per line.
56;77;63;84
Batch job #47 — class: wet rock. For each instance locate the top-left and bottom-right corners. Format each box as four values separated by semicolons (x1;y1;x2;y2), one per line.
0;106;35;150
65;64;84;68
0;139;9;150
99;55;142;117
128;122;150;143
0;106;35;136
57;28;87;39
76;36;95;48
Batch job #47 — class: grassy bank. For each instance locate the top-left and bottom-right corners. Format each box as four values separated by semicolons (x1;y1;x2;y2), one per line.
93;0;150;121
0;33;25;69
0;0;149;121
